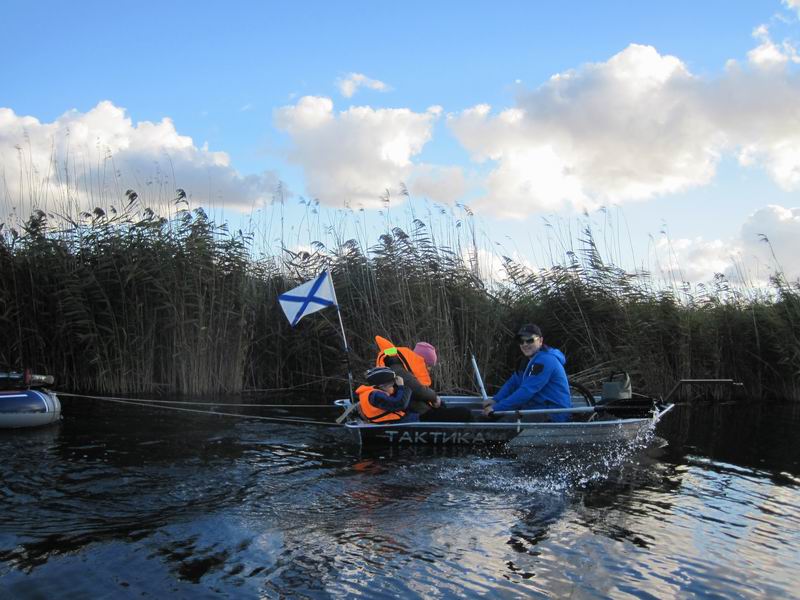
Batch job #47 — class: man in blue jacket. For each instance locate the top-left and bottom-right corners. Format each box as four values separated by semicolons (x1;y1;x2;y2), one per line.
483;324;572;422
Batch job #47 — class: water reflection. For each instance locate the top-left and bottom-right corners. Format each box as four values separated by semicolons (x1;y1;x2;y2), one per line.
0;399;798;598
660;401;800;475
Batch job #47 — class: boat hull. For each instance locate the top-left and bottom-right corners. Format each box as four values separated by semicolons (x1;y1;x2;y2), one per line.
339;397;672;448
0;389;62;429
506;417;655;448
346;416;660;448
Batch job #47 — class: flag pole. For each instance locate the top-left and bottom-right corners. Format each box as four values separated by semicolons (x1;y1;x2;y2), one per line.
277;269;357;422
327;271;356;407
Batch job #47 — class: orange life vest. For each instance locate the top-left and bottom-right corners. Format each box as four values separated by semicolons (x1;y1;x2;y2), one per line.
374;335;432;386
356;384;405;423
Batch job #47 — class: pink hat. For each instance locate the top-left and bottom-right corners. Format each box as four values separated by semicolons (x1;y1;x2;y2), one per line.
413;342;438;367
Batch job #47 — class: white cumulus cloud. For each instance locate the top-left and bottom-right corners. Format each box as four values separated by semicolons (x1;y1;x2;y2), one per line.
337;73;389;98
652;204;800;284
407;165;468;205
737;204;800;282
747;24;800;68
448;37;800;218
459;247;529;287
652;236;737;285
274;96;444;208
0;101;277;219
449;44;716;217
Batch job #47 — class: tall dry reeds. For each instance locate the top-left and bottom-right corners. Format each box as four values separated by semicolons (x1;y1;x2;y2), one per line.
498;232;800;400
1;200;798;400
0;200;267;395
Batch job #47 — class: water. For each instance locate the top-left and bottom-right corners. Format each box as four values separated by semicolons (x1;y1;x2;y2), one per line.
1;400;799;598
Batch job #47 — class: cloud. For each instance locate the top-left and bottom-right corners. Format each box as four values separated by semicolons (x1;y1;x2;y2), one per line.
461;247;527;286
747;24;800;68
448;36;800;218
652;236;737;285
0;101;277;218
737;204;800;281
651;204;800;284
448;44;716;217
336;73;389;98
407;165;468;204
274;96;443;207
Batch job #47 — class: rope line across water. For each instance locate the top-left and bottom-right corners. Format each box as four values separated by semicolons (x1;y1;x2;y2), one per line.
57;392;340;408
57;392;342;427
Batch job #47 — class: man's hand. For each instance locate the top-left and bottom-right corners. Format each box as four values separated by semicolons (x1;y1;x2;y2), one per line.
432;395;442;408
482;403;495;416
394;376;404;386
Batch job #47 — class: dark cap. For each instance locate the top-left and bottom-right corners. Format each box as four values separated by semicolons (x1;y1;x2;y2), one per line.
366;366;396;386
517;323;542;338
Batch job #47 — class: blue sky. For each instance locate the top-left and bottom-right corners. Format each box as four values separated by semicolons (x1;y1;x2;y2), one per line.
3;0;800;284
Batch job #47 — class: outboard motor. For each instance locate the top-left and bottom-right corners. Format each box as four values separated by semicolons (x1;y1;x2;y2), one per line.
597;372;656;418
602;372;632;401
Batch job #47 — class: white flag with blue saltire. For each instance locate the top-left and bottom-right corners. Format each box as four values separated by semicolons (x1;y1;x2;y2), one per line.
278;270;337;327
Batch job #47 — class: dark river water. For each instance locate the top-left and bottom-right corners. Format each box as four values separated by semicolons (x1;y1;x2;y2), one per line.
1;398;799;599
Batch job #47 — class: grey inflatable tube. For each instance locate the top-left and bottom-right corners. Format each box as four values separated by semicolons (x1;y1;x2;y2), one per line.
0;389;62;428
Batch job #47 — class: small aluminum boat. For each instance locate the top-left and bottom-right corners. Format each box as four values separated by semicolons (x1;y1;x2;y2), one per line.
0;371;61;429
335;394;673;448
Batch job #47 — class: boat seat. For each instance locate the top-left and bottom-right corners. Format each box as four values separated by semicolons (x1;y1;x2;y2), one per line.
468;408;486;420
571;396;591;408
461;394;594;422
569;393;594;421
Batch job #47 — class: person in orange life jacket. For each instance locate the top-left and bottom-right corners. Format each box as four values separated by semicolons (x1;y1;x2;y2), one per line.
482;324;572;422
356;367;420;423
374;336;433;384
382;341;473;423
379;341;439;412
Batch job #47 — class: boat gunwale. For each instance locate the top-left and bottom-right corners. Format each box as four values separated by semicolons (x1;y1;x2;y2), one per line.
342;417;658;430
335;397;672;431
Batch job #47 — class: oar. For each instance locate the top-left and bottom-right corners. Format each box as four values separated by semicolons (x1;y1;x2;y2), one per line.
492;406;606;416
470;354;491;407
491;404;673;417
335;400;359;423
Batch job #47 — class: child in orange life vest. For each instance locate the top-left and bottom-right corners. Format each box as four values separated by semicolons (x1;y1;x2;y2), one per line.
356;367;420;423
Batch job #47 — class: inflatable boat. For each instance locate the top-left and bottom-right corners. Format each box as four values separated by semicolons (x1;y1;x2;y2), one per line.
0;371;61;429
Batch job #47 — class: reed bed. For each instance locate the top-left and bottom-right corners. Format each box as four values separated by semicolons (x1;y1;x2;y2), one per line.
1;198;798;401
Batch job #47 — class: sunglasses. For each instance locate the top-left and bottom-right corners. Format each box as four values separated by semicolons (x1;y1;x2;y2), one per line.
518;337;539;345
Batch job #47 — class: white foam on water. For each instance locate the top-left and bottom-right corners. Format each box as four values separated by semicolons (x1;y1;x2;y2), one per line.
391;426;659;498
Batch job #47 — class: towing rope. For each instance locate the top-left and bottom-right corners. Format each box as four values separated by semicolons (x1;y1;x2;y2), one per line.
241;375;349;393
57;392;342;427
57;392;339;408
